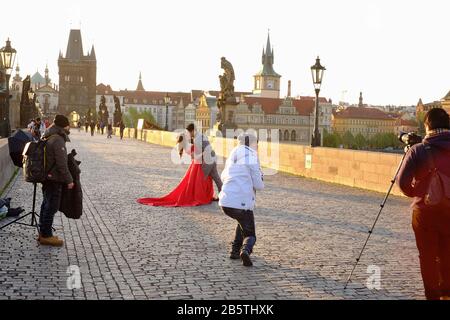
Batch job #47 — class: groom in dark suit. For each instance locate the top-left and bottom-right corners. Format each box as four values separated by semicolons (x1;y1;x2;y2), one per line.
186;124;222;199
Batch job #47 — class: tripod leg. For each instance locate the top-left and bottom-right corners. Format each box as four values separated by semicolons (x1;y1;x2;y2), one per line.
344;151;408;289
31;183;37;226
0;212;33;230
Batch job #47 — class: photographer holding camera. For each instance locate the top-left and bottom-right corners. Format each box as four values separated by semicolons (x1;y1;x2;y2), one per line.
397;108;450;300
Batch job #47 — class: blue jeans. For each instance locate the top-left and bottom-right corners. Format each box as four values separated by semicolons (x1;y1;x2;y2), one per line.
39;181;63;237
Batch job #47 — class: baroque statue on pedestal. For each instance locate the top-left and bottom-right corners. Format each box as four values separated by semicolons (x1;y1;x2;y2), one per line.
217;57;236;125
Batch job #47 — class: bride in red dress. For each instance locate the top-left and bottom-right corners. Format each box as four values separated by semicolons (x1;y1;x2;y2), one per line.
137;131;214;207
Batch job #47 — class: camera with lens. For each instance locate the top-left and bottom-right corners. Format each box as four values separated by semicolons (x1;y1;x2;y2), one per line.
398;131;423;147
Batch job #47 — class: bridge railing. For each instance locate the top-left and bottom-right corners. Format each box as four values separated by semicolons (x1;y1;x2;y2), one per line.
0;138;16;195
112;128;405;197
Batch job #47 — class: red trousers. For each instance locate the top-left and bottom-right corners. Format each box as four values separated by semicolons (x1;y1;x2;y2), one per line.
412;207;450;300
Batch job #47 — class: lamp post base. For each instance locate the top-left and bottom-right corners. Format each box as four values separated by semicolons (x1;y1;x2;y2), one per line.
311;132;321;147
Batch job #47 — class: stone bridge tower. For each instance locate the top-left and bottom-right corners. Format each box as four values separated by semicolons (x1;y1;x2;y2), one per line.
58;29;96;116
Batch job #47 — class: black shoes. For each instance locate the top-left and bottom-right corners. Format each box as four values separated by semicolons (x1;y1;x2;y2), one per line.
229;250;241;260
240;249;253;267
229;236;255;266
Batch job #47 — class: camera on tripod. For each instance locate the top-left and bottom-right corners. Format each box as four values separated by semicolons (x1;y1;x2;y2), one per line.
398;131;423;147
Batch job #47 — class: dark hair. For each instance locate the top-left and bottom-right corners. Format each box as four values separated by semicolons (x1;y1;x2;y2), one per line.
186;123;195;132
36;117;41;122
424;108;450;130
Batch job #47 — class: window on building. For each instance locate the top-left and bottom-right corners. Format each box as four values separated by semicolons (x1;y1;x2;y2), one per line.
284;130;289;141
291;130;296;141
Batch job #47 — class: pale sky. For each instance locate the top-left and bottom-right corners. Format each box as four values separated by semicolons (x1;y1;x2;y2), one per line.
2;0;450;106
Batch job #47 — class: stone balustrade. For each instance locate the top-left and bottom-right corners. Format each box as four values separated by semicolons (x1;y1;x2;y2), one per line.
113;128;405;196
0;139;16;195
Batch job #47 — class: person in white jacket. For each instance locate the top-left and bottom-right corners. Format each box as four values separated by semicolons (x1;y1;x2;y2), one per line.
219;132;264;266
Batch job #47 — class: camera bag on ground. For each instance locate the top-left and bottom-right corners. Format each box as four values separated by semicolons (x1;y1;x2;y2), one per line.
423;143;450;207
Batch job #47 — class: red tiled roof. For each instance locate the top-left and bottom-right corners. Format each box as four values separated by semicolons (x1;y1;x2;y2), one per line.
242;96;329;115
396;119;418;127
96;83;115;95
333;107;397;120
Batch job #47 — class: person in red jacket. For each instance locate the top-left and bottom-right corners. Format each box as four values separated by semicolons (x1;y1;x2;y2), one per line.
397;108;450;300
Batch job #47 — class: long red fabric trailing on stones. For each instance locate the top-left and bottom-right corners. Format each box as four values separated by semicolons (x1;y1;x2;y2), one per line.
137;161;214;207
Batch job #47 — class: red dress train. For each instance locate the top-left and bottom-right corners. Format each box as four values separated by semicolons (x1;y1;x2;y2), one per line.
137;161;214;207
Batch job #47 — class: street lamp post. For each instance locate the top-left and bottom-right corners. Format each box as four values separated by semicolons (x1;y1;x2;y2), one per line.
0;38;17;138
310;56;326;147
28;88;36;117
164;93;171;131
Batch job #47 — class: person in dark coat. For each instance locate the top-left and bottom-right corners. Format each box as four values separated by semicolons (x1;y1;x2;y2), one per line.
38;115;74;247
84;121;89;133
90;120;95;136
397;108;450;300
60;149;83;219
119;120;125;140
107;122;113;139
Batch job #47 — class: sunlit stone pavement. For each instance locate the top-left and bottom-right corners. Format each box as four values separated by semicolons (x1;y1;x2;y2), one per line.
0;130;423;300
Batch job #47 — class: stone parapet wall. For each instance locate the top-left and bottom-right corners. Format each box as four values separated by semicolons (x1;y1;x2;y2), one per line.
0;139;16;194
113;128;404;196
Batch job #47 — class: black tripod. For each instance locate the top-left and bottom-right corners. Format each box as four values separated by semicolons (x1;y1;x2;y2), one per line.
344;149;409;289
0;183;40;233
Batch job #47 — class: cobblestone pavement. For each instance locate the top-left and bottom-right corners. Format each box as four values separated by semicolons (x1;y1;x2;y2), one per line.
0;130;424;300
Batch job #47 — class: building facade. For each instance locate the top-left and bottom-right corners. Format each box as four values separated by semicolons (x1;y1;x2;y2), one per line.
95;84;124;123
35;65;59;117
234;95;332;144
441;91;450;114
58;29;97;116
8;64;23;129
332;107;398;138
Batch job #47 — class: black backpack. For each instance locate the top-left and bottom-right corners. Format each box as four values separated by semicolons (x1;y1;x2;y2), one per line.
22;137;55;183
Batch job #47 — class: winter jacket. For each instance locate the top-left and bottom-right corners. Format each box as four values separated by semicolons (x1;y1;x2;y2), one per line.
397;131;450;210
60;149;83;219
219;145;264;210
42;125;73;185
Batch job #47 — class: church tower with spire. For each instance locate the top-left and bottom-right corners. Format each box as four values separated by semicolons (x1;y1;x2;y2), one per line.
253;32;282;98
58;29;97;116
136;72;145;91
